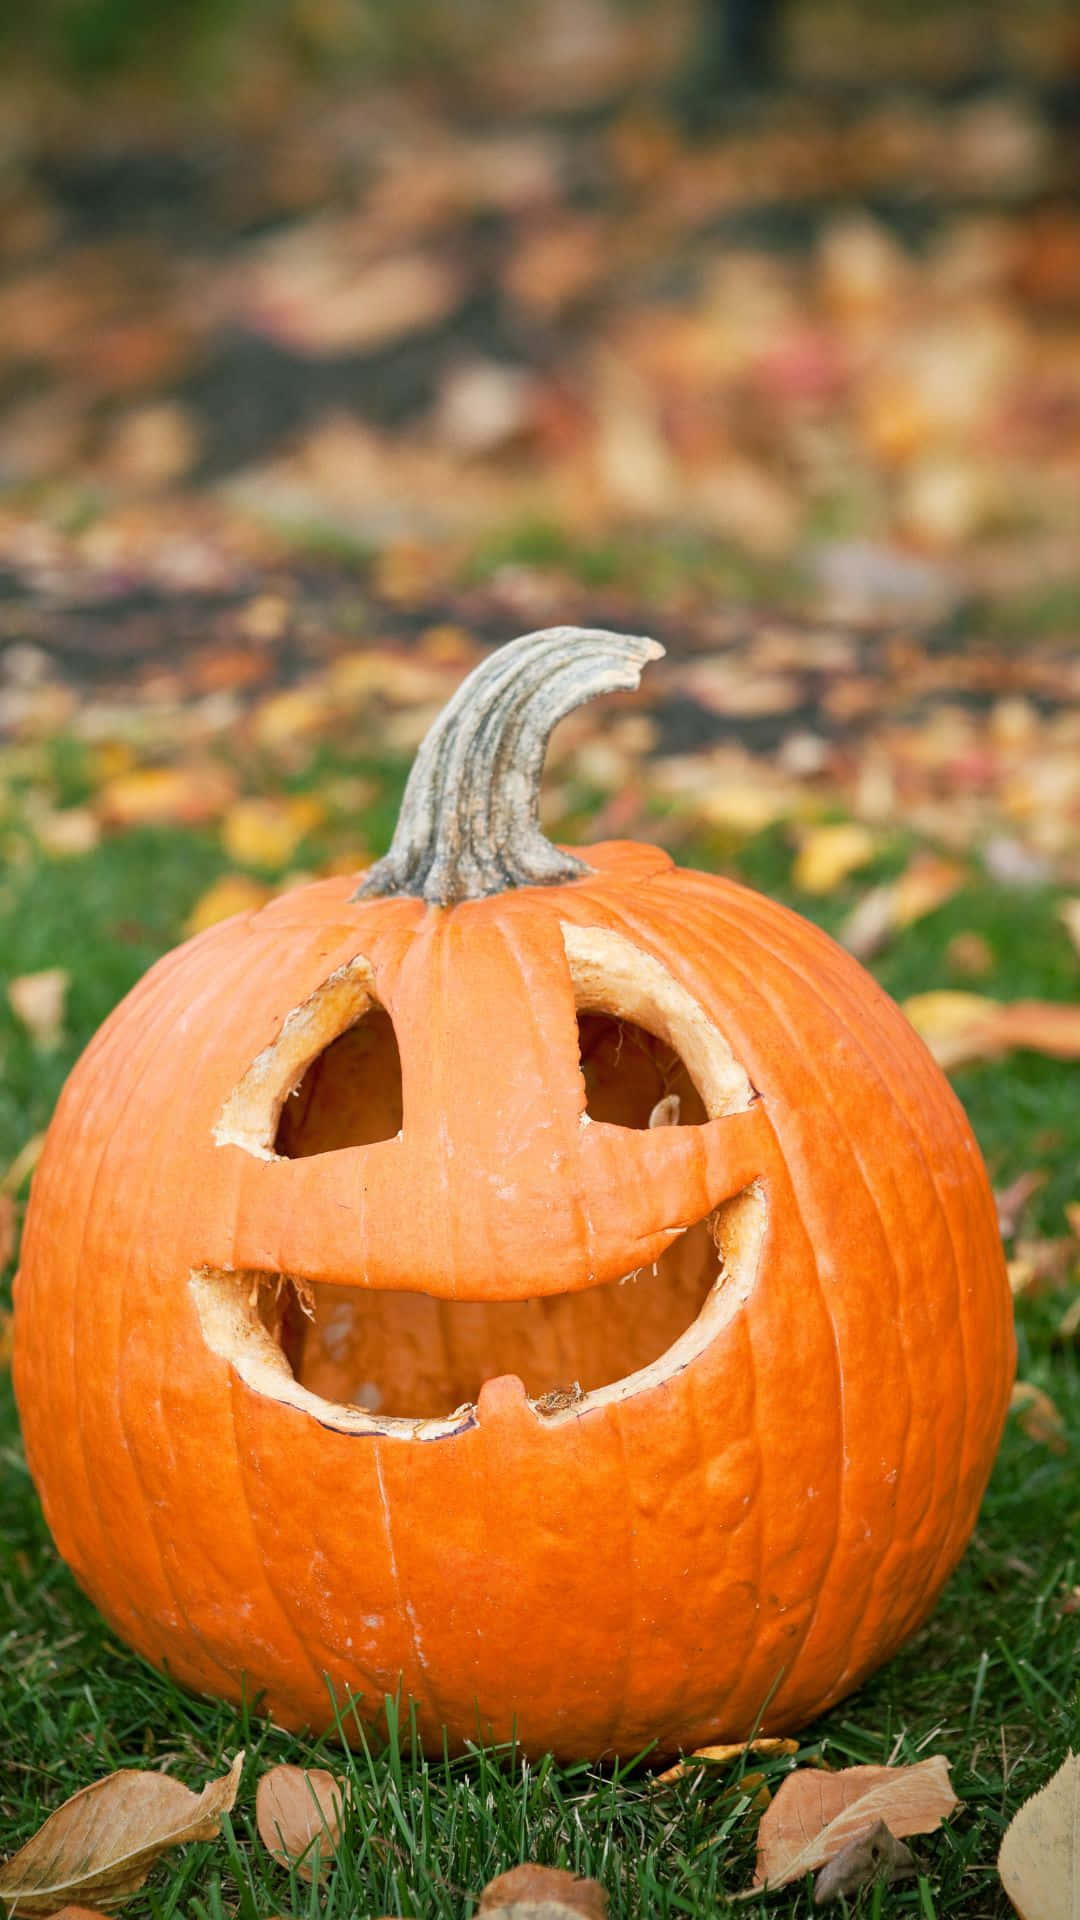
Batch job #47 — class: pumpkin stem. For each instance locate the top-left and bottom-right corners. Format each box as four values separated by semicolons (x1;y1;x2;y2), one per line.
354;626;663;907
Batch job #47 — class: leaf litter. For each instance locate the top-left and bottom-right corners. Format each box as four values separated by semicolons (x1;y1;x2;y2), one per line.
747;1754;958;1893
0;1753;243;1916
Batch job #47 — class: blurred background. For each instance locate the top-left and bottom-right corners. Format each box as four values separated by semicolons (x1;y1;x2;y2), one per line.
0;0;1078;1127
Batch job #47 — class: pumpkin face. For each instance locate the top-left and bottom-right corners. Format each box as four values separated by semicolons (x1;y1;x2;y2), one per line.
13;629;1015;1761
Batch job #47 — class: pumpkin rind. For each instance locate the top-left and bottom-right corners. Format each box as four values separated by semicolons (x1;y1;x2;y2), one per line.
14;628;1014;1758
14;847;1013;1757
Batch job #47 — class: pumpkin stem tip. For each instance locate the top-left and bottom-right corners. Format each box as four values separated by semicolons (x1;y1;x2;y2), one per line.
354;626;664;907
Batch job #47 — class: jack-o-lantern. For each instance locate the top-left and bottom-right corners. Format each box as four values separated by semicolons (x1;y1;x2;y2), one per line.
14;628;1014;1760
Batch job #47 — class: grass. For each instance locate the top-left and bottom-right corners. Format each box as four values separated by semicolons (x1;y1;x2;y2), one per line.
1;769;1077;1918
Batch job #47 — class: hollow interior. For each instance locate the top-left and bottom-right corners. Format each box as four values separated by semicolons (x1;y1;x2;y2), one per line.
262;1011;722;1418
275;1005;403;1155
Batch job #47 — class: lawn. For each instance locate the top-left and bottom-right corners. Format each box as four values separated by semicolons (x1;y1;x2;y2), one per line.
1;750;1076;1919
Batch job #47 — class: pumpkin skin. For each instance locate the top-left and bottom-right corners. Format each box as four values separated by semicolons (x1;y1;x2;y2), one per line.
13;632;1014;1761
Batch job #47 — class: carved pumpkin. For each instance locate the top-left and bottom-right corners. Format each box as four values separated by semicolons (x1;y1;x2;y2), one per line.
13;628;1014;1760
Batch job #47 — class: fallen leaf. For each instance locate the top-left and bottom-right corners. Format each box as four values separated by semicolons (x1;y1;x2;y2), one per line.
1010;1382;1069;1454
479;1864;607;1920
2;1134;45;1194
793;823;877;895
998;1751;1079;1920
46;1909;115;1918
946;930;996;979
33;808;101;857
656;1737;798;1785
749;1755;958;1891
8;969;69;1050
1060;901;1080;960
255;1764;347;1883
221;797;322;870
97;766;236;830
813;1820;916;1904
185;873;273;936
902;993;1080;1069
44;1909;114;1918
0;1752;243;1915
1056;1296;1080;1343
842;853;965;959
996;1170;1048;1240
0;1192;14;1270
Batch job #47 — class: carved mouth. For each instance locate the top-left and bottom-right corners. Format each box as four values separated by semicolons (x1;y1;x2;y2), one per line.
190;1185;765;1439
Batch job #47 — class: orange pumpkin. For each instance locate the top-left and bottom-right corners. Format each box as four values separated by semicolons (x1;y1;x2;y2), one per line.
14;628;1014;1760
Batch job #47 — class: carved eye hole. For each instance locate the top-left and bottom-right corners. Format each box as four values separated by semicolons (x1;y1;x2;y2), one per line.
562;922;754;1123
275;1002;403;1157
576;1013;707;1130
216;953;403;1160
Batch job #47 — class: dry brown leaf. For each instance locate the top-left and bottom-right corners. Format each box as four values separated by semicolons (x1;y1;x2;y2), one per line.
1010;1381;1070;1454
8;969;69;1050
749;1755;958;1892
479;1863;608;1920
812;1820;916;1903
903;992;1080;1069
0;1752;243;1915
998;1751;1079;1920
656;1737;798;1785
255;1764;347;1883
45;1908;114;1918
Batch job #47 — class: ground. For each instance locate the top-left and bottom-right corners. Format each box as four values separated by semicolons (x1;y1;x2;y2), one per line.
0;1;1078;1913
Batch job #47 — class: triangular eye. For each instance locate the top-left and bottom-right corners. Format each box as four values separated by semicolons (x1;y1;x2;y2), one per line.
576;1013;707;1129
275;1002;403;1156
216;952;404;1158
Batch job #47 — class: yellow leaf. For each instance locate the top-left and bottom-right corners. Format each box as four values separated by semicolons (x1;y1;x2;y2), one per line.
998;1750;1080;1919
0;1753;243;1915
255;1764;347;1884
185;874;273;936
748;1755;958;1892
656;1737;798;1785
8;969;69;1050
793;823;877;895
221;797;322;870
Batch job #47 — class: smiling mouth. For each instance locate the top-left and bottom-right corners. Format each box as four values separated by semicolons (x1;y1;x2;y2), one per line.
190;1185;764;1440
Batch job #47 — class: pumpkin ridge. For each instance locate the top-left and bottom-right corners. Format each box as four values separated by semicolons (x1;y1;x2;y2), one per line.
682;889;961;1656
577;883;855;1716
660;876;998;1673
62;945;238;1645
116;935;318;1691
674;873;1008;1542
